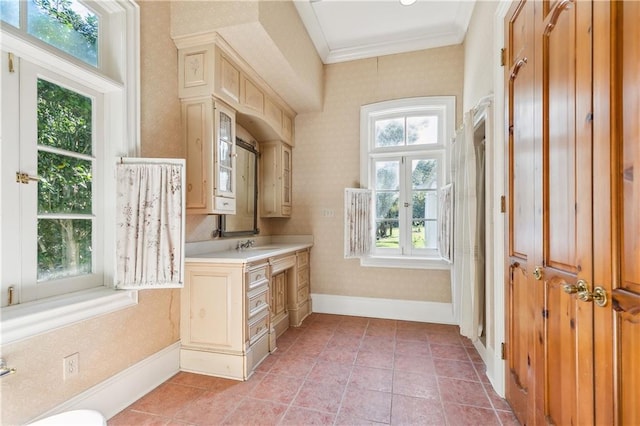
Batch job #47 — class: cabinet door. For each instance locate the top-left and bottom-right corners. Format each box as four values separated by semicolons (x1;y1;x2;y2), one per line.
260;141;292;218
214;101;236;212
282;143;292;214
182;264;244;351
184;98;213;212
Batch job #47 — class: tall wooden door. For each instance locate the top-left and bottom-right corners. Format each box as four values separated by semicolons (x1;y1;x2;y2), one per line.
593;1;640;424
507;0;640;425
505;0;595;424
539;1;595;425
505;1;537;423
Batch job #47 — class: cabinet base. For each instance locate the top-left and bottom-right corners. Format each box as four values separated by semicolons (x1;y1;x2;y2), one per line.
180;332;270;381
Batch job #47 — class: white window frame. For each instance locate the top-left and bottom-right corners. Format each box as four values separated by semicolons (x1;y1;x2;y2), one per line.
0;0;140;345
360;96;455;270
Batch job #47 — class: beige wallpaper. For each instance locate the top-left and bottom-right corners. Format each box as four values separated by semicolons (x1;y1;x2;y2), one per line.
0;2;182;424
271;46;465;303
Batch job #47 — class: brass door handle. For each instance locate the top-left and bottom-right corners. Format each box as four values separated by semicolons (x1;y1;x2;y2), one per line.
564;279;588;295
533;266;543;281
578;285;608;307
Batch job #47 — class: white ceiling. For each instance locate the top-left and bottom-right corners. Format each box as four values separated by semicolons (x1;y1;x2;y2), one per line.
294;0;476;64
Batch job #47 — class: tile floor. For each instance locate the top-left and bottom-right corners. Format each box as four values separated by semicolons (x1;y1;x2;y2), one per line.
109;313;519;425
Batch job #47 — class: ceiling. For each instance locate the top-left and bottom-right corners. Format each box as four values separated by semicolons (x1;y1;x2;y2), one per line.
294;0;476;64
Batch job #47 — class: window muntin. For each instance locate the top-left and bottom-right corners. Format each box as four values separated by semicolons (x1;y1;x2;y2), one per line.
362;97;454;264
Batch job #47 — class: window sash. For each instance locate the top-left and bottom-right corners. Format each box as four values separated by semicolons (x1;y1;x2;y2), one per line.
13;60;105;303
372;152;443;258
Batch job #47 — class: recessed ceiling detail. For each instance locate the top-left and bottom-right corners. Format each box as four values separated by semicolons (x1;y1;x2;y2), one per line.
294;0;476;64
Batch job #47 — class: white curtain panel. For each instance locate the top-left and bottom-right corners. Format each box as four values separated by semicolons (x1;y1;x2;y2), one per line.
438;183;454;262
453;111;480;340
344;188;372;258
115;159;185;289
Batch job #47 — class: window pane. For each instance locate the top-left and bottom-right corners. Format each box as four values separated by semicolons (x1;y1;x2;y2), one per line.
375;117;404;147
38;79;92;155
1;0;19;27
412;159;437;189
375;160;399;190
219;140;231;167
27;0;98;66
38;151;92;214
407;116;438;145
423;219;437;249
411;219;426;249
375;191;399;248
424;190;438;220
219;111;231;142
38;218;92;281
219;167;231;192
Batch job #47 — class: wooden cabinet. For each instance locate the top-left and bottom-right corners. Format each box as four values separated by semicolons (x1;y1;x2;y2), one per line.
180;261;270;380
289;249;311;326
261;140;292;218
183;98;236;214
270;271;288;336
175;35;296;146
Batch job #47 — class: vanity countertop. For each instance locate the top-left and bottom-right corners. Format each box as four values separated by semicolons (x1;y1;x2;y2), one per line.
184;235;313;264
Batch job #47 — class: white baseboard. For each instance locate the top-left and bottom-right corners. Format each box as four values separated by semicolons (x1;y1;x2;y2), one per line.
31;341;181;423
310;293;456;324
472;339;505;397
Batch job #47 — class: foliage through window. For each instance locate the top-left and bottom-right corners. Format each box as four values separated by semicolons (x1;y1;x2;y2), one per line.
361;97;455;264
2;0;99;66
37;78;95;281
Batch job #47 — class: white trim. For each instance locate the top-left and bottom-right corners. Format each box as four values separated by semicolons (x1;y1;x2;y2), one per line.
310;293;456;324
488;0;511;398
27;342;180;423
359;256;451;270
0;288;138;345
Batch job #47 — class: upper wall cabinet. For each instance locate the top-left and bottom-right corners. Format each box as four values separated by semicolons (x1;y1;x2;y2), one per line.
183;98;236;214
175;34;296;146
261;140;292;218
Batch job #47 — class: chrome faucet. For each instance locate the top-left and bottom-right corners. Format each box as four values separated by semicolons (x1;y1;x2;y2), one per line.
236;239;255;250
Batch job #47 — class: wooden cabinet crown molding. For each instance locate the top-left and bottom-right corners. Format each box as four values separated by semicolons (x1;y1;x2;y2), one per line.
174;31;296;146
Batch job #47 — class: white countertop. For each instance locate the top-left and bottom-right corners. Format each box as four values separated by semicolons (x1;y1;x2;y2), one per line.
184;235;313;264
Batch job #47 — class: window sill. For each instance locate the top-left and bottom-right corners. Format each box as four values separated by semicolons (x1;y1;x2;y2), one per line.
360;255;452;270
0;287;138;345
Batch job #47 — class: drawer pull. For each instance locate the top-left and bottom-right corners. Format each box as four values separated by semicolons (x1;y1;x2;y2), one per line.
254;300;263;308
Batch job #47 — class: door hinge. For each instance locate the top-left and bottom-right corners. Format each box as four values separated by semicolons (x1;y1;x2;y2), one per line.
500;48;506;67
8;52;15;73
500;195;506;213
501;342;506;360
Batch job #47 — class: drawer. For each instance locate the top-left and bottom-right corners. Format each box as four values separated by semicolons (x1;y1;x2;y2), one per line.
297;285;309;303
247;285;269;317
248;310;269;345
297;267;309;289
270;254;296;275
247;264;269;290
214;196;235;212
297;250;309;268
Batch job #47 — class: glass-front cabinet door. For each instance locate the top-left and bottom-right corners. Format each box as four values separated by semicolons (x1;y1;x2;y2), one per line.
183;98;236;214
214;101;236;211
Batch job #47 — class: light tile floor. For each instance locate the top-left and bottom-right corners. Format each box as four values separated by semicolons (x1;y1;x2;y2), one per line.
109;313;520;425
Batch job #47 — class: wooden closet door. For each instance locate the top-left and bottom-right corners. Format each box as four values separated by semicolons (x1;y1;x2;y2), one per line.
611;1;640;423
539;1;595;425
505;1;537;423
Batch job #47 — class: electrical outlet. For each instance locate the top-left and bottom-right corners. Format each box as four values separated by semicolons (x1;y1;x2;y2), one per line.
63;353;79;380
321;208;335;217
